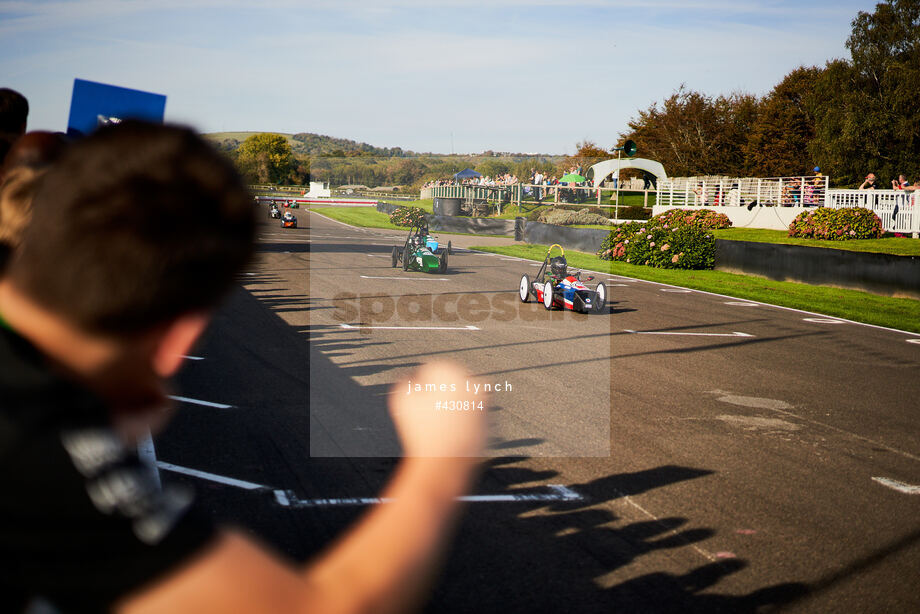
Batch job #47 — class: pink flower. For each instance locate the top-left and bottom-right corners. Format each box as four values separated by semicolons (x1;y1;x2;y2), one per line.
661;244;670;251
650;242;656;247
671;254;679;263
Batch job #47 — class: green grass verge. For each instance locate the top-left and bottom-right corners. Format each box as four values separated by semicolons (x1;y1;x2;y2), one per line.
469;243;920;333
310;207;512;237
712;228;920;256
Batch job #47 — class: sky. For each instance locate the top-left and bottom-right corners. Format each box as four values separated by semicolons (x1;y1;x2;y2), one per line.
1;0;875;155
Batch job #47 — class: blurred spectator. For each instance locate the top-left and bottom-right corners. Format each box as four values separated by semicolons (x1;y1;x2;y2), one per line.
858;173;878;190
0;88;28;140
0;120;486;614
0;166;44;264
892;174;908;190
0;131;69;182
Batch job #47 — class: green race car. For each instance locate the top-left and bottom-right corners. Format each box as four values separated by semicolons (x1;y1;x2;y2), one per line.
391;222;449;273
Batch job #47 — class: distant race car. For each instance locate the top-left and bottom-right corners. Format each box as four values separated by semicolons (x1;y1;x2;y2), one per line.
518;244;606;313
269;204;281;219
281;211;297;228
391;221;449;273
285;199;299;209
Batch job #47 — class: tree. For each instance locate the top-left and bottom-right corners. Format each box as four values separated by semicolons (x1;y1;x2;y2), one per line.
236;133;295;184
561;140;610;176
620;86;759;177
809;0;920;185
744;66;823;176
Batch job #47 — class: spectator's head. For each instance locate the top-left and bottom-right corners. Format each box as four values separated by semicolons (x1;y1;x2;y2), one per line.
866;173;877;183
1;131;68;176
0;165;44;249
6;120;255;338
0;88;29;138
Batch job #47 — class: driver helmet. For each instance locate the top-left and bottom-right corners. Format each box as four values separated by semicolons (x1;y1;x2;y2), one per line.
550;256;567;278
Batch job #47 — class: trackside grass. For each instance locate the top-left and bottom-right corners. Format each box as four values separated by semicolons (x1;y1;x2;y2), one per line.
470;244;920;334
711;228;920;257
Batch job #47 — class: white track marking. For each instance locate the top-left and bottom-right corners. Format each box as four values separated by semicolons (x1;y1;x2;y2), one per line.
908;339;920;345
339;324;480;331
872;477;920;495
623;329;753;338
803;318;845;324
167;395;233;409
661;288;692;293
274;484;583;508
182;355;205;361
157;462;267;490
724;301;759;307
607;283;630;287
360;275;448;281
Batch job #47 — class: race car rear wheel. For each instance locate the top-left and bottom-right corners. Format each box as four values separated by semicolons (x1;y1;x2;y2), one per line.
542;281;554;310
594;281;607;313
402;246;411;271
438;252;448;273
519;274;531;302
391;246;399;268
447;241;453;255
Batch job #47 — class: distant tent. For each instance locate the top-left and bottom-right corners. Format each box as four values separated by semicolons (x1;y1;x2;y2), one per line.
454;168;482;179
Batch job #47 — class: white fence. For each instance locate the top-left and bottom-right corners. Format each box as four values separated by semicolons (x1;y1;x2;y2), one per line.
657;176;829;208
826;189;919;236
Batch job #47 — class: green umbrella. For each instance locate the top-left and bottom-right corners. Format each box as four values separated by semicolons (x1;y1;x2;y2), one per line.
560;173;586;183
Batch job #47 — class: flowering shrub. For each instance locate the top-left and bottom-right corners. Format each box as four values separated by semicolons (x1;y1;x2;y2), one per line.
788;207;884;240
389;206;428;227
596;221;715;269
651;208;732;230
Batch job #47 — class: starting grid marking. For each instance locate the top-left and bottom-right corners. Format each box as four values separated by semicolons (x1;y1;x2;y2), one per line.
340;323;480;331
157;461;584;507
624;329;753;338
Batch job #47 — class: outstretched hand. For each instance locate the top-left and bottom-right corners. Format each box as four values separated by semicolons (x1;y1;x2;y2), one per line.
389;361;488;458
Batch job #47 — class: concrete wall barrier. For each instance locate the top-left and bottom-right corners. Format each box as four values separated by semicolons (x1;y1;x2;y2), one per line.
715;240;920;299
522;221;609;253
428;215;516;235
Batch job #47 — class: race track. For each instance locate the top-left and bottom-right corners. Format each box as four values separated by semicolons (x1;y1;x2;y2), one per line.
154;207;920;613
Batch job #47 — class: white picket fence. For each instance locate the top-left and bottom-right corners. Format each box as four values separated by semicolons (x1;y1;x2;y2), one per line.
826;190;920;236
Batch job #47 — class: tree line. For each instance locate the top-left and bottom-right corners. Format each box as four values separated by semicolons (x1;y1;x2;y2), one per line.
619;0;919;187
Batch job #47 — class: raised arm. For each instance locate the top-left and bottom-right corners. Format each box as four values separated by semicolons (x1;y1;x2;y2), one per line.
119;361;486;614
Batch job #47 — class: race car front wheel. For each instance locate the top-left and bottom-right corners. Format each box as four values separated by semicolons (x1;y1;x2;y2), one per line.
438;252;448;274
542;281;554;310
519;274;531;302
391;246;399;268
594;281;607;313
402;246;411;271
448;241;453;255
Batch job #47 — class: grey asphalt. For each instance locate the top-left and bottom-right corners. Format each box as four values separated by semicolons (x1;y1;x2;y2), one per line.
155;206;920;613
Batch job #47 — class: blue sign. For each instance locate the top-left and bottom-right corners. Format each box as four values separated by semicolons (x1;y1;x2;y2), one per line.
66;79;167;138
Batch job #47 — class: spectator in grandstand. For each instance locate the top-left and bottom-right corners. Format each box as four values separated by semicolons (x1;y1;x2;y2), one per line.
858;173;878;190
0;121;487;614
892;174;909;190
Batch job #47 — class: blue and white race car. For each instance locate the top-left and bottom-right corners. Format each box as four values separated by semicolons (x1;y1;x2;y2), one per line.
518;244;607;313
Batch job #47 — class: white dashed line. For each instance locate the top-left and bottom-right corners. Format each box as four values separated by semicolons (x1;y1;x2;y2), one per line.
623;329;753;338
724;301;758;307
157;462;267;490
168;395;233;409
803;318;845;324
360;276;448;281
339;324;480;331
872;477;920;495
274;484;583;508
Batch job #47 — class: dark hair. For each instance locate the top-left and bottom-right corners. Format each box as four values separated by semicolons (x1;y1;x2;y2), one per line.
8;120;255;334
0;88;29;135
